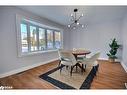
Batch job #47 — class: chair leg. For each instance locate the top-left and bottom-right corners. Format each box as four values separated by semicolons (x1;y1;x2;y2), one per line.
76;65;78;72
84;64;86;71
58;60;61;67
70;66;73;76
60;64;62;74
66;66;69;70
81;64;84;73
81;64;86;72
80;64;86;74
70;66;74;76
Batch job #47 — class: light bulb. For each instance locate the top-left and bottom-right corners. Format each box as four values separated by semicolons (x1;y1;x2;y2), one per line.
81;25;84;28
68;25;71;27
81;14;83;17
73;26;76;29
77;22;79;25
71;14;73;17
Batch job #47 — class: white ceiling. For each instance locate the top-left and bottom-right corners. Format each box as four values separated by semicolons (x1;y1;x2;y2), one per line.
18;6;127;26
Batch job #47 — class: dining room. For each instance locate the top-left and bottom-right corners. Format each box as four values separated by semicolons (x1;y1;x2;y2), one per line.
0;6;127;89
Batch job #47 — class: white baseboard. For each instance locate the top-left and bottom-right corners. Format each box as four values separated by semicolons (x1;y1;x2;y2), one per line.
0;58;59;78
121;61;127;73
98;58;121;63
98;57;108;60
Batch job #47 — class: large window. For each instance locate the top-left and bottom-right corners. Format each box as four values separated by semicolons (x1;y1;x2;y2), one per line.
19;19;62;55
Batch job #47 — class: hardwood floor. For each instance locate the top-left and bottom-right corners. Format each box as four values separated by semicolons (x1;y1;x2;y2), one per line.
0;60;127;89
91;60;127;89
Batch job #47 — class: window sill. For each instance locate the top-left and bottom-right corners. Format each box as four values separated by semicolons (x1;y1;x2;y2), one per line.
18;49;58;57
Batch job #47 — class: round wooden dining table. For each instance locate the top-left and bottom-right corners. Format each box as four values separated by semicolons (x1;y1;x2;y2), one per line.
70;50;91;59
69;49;91;72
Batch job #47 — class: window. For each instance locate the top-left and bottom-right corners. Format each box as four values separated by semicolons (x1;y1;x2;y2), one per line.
18;18;62;56
30;26;38;52
20;23;28;53
47;30;54;49
54;31;61;49
39;28;46;51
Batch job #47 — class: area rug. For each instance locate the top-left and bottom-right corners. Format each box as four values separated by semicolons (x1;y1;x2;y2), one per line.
39;64;99;89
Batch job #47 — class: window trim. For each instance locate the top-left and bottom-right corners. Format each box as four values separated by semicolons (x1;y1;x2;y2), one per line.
16;14;63;57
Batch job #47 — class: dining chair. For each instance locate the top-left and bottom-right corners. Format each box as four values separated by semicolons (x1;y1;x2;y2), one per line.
76;48;87;60
79;52;100;74
58;49;71;67
58;49;63;66
58;50;79;76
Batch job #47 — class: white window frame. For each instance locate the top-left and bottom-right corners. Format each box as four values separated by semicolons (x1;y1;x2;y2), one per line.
16;14;63;57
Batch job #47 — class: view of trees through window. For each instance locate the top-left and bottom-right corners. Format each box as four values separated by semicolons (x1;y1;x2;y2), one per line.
21;23;28;53
47;30;54;49
20;20;61;53
30;26;37;51
54;31;61;49
39;28;46;51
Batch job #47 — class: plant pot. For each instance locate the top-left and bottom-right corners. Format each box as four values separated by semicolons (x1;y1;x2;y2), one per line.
108;58;115;63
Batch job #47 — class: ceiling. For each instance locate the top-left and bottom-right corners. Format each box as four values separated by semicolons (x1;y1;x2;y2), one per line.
18;6;127;26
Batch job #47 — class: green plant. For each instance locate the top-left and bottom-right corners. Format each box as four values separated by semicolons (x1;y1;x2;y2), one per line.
107;38;120;59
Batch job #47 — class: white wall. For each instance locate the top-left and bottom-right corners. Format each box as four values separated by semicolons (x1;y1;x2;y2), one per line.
121;14;127;72
62;28;71;49
68;19;123;60
0;7;64;77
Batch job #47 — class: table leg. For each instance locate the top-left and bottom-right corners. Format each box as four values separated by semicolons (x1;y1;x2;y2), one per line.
76;63;85;72
74;54;77;60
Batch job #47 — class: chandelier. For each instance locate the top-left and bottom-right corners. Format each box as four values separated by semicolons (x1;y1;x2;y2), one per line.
68;8;84;29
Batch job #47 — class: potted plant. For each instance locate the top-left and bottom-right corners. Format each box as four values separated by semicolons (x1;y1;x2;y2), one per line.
107;38;120;62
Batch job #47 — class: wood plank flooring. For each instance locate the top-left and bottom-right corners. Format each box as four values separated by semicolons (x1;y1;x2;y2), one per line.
0;60;127;89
